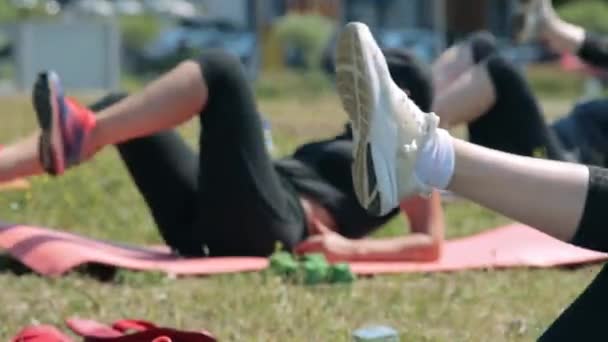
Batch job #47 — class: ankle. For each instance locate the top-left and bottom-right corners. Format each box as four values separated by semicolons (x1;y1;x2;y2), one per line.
82;124;103;159
414;128;455;190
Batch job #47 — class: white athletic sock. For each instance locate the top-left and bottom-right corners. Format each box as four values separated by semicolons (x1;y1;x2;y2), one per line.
414;128;455;190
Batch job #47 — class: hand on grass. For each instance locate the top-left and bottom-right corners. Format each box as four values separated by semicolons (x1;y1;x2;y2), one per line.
295;219;355;262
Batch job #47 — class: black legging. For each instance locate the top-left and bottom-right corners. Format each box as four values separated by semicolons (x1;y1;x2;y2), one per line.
465;32;570;161
539;166;608;341
466;31;608;164
470;55;571;160
87;51;306;257
579;32;608;69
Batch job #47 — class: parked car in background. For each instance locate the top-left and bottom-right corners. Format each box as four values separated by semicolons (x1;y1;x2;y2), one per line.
135;17;258;79
320;27;441;78
72;0;114;16
377;28;442;63
140;0;197;18
111;0;144;16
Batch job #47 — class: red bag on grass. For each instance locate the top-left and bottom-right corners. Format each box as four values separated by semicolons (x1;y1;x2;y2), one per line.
66;318;216;342
10;325;73;342
11;319;216;342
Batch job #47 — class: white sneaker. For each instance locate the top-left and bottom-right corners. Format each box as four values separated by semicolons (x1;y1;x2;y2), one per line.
335;22;439;216
516;0;546;43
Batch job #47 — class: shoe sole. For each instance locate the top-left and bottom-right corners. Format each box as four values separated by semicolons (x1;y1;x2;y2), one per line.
335;23;387;216
33;71;65;175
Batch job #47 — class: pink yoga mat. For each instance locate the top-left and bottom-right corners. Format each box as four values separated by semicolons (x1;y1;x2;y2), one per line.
0;223;605;276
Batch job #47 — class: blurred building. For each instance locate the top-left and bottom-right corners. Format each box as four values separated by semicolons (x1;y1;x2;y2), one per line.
197;0;518;67
445;0;516;41
198;0;256;29
247;0;517;41
341;0;517;43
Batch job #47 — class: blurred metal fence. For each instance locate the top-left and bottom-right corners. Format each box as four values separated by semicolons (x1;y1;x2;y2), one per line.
13;19;120;91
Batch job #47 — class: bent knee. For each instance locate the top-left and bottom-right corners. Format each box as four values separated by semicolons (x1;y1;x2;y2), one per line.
195;50;248;89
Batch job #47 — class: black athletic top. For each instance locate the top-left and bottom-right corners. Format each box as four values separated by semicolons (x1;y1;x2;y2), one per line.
274;124;400;238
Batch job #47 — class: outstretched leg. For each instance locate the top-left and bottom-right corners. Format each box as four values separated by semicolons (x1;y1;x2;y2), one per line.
0;77;200;183
338;21;608;340
336;21;590;246
0;132;43;183
32;58;206;175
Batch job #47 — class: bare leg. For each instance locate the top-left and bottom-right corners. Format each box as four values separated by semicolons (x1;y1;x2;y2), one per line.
431;42;474;96
538;0;585;53
431;32;499;129
0;60;206;181
84;60;207;156
338;21;587;243
0;133;44;182
448;138;587;241
432;64;496;128
432;31;497;97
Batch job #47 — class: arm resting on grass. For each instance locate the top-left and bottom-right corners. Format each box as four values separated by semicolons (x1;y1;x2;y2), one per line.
295;192;444;262
344;191;444;262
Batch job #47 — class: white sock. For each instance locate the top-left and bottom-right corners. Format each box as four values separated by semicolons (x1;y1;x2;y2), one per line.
414;128;455;190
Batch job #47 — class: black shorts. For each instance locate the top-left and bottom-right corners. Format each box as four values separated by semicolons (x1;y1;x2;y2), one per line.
89;51;307;257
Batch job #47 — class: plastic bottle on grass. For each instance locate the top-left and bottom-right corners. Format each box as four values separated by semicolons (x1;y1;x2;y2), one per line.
262;117;275;155
352;326;399;342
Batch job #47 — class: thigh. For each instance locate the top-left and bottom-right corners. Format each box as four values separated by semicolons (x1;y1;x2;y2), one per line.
88;93;200;252
116;131;200;252
193;51;306;256
468;56;567;161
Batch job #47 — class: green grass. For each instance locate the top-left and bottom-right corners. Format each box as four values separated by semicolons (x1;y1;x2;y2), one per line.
527;63;586;101
0;75;601;341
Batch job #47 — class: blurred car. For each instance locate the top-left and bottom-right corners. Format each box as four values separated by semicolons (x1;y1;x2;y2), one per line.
136;17;258;79
141;0;197;18
72;0;114;16
111;0;143;16
34;0;191;17
377;28;442;63
501;40;560;66
0;31;10;60
10;0;39;10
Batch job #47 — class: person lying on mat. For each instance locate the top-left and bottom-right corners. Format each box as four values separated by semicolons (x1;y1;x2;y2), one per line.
431;0;608;166
336;21;608;341
0;48;444;262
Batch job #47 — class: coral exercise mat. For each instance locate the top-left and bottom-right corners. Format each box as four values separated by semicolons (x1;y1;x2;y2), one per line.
0;223;605;277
